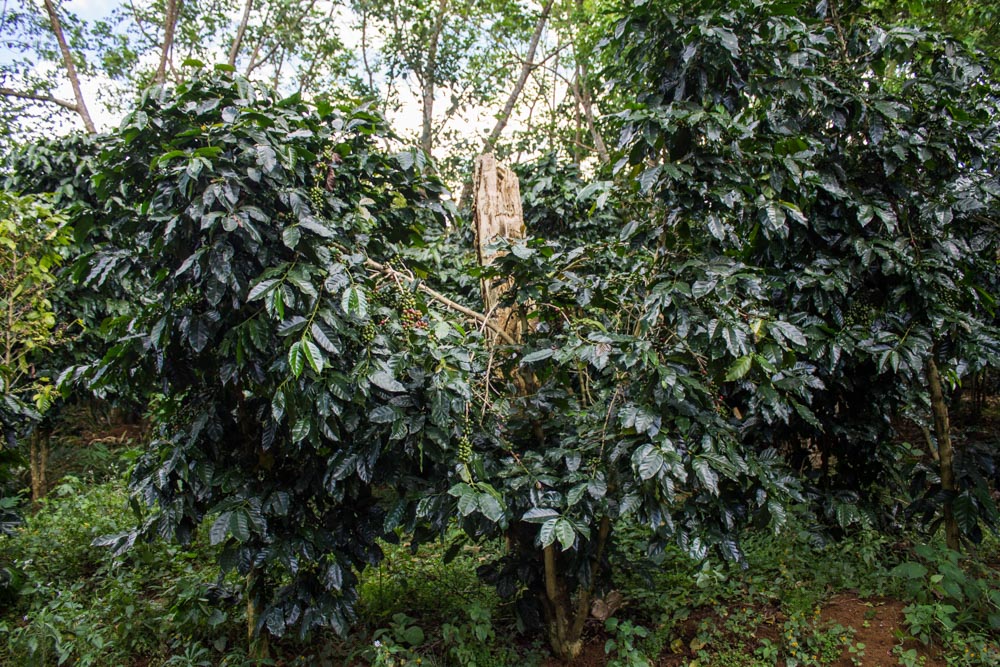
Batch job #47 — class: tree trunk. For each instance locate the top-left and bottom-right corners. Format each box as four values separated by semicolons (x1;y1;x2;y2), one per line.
419;0;449;155
541;545;584;661
927;357;960;551
29;430;48;504
155;0;182;84
228;0;254;67
473;155;608;660
473;154;528;344
246;568;270;658
571;63;609;165
360;4;376;93
41;0;96;133
538;513;611;661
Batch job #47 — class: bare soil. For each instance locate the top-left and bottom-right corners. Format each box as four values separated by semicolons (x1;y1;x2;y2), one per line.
541;593;948;666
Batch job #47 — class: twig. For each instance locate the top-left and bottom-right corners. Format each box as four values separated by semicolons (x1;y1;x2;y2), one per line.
0;87;78;112
364;258;517;345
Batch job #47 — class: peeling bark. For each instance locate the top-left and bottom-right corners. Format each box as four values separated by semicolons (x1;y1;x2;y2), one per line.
473;154;528;345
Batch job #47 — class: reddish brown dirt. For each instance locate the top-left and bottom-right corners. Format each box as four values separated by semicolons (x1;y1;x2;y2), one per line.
818;594;944;667
541;594;947;666
542;640;610;667
540;626;611;667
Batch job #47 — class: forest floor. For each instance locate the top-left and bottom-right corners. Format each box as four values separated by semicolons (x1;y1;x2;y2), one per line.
544;594;947;666
2;404;999;666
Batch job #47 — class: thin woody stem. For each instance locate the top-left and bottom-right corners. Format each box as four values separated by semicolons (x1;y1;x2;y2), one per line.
364;258;517;345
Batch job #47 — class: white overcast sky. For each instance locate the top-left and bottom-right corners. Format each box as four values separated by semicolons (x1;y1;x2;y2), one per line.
13;0;561;166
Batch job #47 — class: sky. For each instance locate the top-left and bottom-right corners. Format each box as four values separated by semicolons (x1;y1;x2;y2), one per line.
4;0;563;166
58;0;117;21
6;0;427;136
1;0;126;131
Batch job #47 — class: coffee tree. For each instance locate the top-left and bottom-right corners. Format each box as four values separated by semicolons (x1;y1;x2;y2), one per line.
0;192;73;505
56;63;804;658
608;0;1000;537
17;2;999;659
74;67;481;640
444;2;999;655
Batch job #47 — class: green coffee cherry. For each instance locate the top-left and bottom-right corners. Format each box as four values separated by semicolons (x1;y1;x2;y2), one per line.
361;322;377;344
457;418;473;462
309;186;325;210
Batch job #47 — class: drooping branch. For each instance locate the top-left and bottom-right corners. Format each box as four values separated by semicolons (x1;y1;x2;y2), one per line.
0;87;80;112
364;258;517;345
41;0;96;133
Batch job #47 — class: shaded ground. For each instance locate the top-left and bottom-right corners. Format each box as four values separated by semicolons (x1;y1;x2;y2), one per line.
540;593;947;666
818;595;943;667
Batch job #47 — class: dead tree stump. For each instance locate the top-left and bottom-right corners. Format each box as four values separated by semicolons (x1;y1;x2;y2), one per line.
473;153;527;345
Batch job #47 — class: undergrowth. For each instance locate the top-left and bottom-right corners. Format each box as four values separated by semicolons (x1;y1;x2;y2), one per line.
1;447;998;666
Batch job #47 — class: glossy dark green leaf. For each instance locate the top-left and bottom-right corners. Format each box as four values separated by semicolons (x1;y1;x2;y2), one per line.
370;370;405;393
633;445;664;481
477;493;505;524
209;512;232;546
288;341;305;378
302;339;324;373
724;355;753;381
693;458;719;495
341;285;368;320
248;278;278;302
554;519;575;551
521;349;554;364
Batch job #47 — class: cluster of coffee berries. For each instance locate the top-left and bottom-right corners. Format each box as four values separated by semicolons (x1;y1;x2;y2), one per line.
309;185;325;210
458;418;473;463
173;289;199;309
940;288;961;310
402;306;427;330
361;321;377;344
314;145;335;174
844;298;878;328
393;279;427;331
